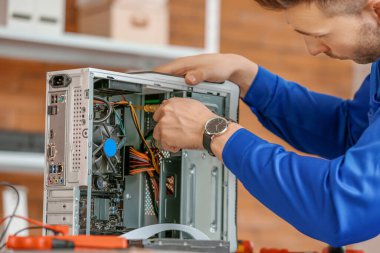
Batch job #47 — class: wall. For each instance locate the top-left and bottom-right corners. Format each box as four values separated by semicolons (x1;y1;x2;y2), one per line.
0;0;363;251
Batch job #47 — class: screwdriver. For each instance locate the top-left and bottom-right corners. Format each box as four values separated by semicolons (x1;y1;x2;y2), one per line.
6;235;142;250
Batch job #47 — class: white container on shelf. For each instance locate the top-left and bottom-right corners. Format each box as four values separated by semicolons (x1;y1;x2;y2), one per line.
77;0;169;45
0;0;65;34
1;0;34;30
35;0;66;34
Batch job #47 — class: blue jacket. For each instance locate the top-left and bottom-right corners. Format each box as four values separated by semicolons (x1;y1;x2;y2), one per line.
223;60;380;246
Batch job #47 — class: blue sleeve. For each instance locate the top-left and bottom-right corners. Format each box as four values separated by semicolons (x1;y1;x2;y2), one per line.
223;119;380;246
243;66;370;159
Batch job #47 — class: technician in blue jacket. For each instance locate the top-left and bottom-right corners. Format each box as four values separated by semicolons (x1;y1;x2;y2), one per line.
152;0;380;247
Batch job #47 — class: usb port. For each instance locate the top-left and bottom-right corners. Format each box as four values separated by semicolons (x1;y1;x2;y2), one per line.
50;95;58;104
48;105;58;115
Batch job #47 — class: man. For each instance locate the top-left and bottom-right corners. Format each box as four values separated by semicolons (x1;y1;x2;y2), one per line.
152;0;380;247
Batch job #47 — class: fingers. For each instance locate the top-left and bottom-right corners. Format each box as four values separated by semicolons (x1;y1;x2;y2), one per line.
153;120;160;138
153;55;209;85
166;146;180;153
153;57;191;75
160;143;180;153
154;65;206;86
185;69;205;85
153;122;179;153
153;99;169;122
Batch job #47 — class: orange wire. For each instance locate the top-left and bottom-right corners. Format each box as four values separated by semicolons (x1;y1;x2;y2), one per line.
130;168;155;175
0;215;63;234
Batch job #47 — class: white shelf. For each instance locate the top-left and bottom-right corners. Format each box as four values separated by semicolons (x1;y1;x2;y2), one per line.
0;0;221;69
0;151;44;173
0;28;209;69
0;0;221;172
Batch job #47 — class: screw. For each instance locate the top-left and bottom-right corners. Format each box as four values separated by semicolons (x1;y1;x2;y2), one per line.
190;164;195;174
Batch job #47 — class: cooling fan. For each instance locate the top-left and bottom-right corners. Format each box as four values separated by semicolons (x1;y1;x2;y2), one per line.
92;122;124;175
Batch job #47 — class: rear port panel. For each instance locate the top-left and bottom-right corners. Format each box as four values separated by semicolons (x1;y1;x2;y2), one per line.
47;91;67;186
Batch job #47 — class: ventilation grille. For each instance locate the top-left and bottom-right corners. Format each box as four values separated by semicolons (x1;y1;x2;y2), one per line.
72;89;83;172
144;179;155;216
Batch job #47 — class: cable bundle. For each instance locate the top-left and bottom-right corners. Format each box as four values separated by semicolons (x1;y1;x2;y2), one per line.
129;148;156;175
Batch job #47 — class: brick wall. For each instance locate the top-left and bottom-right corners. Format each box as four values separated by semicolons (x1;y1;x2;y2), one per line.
0;0;360;251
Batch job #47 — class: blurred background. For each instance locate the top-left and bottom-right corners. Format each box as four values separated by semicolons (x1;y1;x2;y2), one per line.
0;0;373;251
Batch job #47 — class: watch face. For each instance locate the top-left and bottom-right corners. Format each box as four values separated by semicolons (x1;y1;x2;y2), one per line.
205;117;228;135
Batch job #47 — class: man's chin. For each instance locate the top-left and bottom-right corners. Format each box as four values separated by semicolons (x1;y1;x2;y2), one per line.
326;53;378;64
353;57;379;64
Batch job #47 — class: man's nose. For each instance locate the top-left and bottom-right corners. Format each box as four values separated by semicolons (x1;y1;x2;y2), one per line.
304;37;329;56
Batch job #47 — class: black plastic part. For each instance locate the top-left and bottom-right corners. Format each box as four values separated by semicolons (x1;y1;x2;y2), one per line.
51;239;75;249
49;74;72;88
122;146;132;176
327;247;345;253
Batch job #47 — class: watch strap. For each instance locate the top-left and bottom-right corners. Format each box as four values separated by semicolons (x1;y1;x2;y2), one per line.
203;132;215;157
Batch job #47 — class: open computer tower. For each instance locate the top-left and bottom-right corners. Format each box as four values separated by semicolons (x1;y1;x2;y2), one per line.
43;68;240;252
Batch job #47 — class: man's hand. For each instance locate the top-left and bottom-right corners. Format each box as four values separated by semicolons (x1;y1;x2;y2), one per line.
153;97;243;160
154;53;258;98
153;98;216;153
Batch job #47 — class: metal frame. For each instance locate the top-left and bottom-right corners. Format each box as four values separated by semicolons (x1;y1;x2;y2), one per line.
43;68;239;252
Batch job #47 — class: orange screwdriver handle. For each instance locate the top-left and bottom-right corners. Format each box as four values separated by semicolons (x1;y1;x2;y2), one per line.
7;236;54;250
7;235;129;250
61;235;129;249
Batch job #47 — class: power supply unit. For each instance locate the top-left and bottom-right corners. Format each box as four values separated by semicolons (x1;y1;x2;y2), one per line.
43;68;240;252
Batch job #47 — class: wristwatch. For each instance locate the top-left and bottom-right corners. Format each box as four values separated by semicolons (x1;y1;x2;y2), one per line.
203;117;229;156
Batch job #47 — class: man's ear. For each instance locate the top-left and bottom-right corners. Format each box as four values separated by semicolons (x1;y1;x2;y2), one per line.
370;0;380;23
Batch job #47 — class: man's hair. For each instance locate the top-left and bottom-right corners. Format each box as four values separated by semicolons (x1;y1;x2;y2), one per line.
254;0;366;16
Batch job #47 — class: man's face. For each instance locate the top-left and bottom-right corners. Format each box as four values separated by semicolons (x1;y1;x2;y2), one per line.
285;3;380;64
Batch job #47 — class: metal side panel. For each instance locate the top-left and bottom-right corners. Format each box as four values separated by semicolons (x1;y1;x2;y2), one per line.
159;157;182;226
124;173;145;229
180;150;223;241
225;170;237;252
